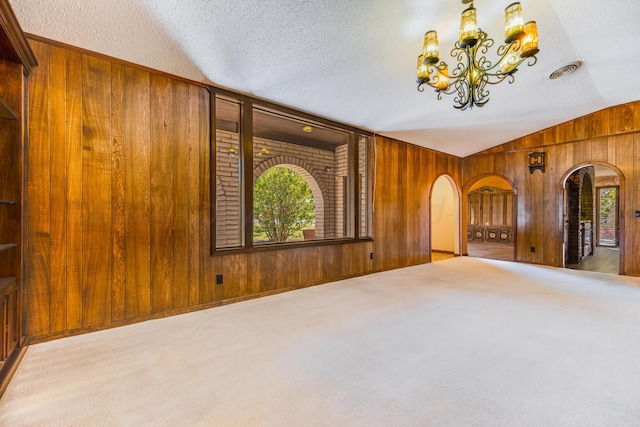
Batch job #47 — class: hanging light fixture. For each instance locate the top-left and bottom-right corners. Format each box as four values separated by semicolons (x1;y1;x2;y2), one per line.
416;0;539;110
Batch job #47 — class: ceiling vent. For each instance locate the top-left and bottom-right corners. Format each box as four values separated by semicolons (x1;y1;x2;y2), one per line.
548;61;582;80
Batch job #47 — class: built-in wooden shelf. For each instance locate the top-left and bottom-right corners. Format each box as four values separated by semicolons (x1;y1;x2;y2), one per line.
0;200;17;205
0;96;18;120
0;276;17;295
0;243;18;252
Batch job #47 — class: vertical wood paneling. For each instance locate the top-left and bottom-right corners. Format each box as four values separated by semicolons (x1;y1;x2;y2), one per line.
150;74;174;313
110;62;126;322
65;49;83;329
124;67;151;318
276;249;299;289
214;255;224;301
25;41;51;337
553;143;568;265
631;133;640;274
81;55;112;326
198;87;213;304
529;165;544;263
48;46;67;333
542;149;558;266
323;245;343;284
223;253;247;300
617;134;635;274
609;104;634;134
172;82;190;309
187;85;200;306
405;145;420;265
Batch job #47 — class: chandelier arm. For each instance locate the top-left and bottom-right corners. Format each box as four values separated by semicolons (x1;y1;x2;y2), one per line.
421;61;467;95
524;55;538;67
482;73;516;86
479;48;523;76
496;39;520;57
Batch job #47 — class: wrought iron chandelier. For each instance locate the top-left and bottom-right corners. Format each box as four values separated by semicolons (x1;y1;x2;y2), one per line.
416;0;539;110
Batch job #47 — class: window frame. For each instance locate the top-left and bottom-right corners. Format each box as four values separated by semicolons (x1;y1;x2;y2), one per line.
210;86;373;255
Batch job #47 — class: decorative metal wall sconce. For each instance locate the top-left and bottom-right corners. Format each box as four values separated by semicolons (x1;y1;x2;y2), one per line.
528;151;545;173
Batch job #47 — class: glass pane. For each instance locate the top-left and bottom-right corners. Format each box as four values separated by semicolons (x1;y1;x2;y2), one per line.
598;187;617;246
481;192;492;225
505;193;513;227
359;135;372;238
215;97;242;248
492;193;503;226
468;193;479;225
252;107;352;244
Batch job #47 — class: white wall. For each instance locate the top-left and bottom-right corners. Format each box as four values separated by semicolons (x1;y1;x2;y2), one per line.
431;176;456;253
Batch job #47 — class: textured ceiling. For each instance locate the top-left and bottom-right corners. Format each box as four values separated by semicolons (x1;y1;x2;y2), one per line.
9;0;640;157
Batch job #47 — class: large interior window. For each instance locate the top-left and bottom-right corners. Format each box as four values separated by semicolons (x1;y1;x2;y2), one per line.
213;93;372;251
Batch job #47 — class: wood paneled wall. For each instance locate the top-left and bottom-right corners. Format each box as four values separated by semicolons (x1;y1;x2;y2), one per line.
24;39;462;343
372;136;462;270
26;40;211;340
462;102;640;276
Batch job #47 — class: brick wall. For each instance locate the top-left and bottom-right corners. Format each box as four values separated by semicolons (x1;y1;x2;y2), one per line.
215;129;348;246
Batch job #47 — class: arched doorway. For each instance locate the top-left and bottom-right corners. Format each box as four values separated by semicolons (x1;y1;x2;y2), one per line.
464;175;516;262
561;163;624;274
430;174;461;261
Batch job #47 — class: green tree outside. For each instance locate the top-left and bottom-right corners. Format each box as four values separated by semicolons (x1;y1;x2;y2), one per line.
253;166;315;243
599;187;616;222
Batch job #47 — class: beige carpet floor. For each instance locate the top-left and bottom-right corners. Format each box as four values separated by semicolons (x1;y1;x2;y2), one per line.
2;257;640;426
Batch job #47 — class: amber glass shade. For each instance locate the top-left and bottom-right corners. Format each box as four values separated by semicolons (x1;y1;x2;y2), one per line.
423;30;440;64
504;2;525;43
520;21;539;57
459;7;478;48
434;65;449;90
416;54;430;81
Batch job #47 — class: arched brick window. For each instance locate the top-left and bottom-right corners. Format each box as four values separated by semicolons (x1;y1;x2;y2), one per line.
254;158;326;239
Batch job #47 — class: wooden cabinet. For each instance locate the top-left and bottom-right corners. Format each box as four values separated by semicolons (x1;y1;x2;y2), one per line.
467;187;514;244
0;0;37;396
1;277;19;361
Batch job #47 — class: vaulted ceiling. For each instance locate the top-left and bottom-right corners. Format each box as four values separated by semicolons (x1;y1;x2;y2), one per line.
10;0;640;157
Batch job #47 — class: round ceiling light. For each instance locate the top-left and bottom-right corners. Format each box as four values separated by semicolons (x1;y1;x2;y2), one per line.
302;125;313;133
547;61;582;80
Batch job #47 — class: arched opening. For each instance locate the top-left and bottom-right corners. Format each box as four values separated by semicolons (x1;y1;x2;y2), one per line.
561;163;623;274
430;174;461;261
253;164;324;244
464;175;516;262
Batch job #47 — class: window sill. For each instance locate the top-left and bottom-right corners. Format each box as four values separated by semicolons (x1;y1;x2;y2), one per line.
213;237;373;256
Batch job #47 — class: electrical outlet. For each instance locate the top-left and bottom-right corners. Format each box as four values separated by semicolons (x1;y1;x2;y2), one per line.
635;210;640;218
530;247;536;253
216;274;223;285
369;252;374;260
